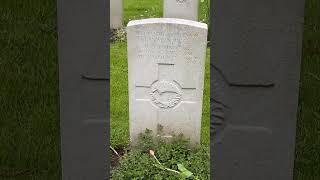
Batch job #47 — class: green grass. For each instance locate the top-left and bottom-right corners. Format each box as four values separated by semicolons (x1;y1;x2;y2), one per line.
123;0;210;26
110;42;130;147
294;0;320;179
0;0;60;179
0;0;319;179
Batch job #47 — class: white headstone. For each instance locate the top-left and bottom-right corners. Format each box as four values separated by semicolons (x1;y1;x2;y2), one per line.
110;0;123;29
127;18;207;145
163;0;199;21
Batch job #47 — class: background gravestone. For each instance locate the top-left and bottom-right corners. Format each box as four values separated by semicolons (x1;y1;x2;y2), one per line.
127;18;207;144
163;0;199;21
110;0;123;29
211;0;305;179
57;0;109;179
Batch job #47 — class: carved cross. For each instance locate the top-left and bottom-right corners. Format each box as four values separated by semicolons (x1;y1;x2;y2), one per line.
135;63;197;109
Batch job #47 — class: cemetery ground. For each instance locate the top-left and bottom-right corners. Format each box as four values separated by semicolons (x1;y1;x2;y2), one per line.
0;0;318;179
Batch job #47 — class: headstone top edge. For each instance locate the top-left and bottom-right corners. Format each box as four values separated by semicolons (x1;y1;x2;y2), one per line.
127;18;207;30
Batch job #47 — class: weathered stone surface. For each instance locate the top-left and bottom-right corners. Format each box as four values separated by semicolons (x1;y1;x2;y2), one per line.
57;0;109;179
110;0;123;29
211;0;305;179
163;0;199;21
127;18;207;145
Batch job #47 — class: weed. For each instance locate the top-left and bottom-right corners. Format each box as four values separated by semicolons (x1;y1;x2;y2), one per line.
111;129;210;179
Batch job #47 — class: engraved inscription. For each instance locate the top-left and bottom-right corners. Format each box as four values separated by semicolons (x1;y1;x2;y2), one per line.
150;80;182;109
176;0;187;3
135;29;200;64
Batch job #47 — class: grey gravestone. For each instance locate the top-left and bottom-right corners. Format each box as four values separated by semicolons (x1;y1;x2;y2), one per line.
57;0;109;179
127;18;207;145
211;0;305;179
110;0;123;29
163;0;199;21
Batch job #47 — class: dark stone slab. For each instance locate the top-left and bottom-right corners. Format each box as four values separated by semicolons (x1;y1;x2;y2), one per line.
57;0;109;179
211;0;305;179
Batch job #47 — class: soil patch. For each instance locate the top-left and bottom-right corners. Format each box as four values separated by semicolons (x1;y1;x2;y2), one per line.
111;147;126;168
